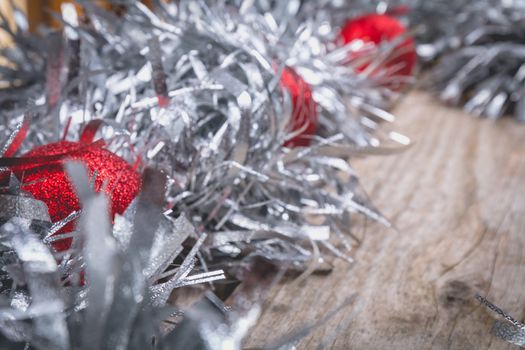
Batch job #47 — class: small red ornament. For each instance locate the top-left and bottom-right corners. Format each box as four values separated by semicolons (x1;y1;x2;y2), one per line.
339;14;416;77
11;140;141;251
280;66;318;148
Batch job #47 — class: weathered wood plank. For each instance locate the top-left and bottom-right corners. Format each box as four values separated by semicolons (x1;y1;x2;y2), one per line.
245;91;525;349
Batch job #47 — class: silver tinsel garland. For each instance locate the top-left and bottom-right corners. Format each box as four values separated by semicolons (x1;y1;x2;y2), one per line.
0;0;409;275
410;0;525;120
0;0;413;348
232;0;413;148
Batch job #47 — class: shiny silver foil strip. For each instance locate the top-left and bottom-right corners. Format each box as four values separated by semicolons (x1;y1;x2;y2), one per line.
477;295;525;348
0;194;50;224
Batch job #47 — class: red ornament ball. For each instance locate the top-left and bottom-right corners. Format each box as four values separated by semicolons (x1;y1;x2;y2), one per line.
280;66;318;148
13;141;141;251
339;14;416;77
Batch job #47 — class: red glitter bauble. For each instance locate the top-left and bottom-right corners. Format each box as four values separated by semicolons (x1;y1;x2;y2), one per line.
280;66;318;147
13;141;141;251
339;14;416;77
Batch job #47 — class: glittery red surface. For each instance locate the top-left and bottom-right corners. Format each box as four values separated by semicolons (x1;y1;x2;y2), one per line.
12;141;141;251
280;66;318;148
340;14;416;77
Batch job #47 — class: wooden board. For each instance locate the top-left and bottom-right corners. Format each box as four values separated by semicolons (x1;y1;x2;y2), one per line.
245;91;525;349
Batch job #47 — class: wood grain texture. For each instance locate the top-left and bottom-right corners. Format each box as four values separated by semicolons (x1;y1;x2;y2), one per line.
245;91;525;349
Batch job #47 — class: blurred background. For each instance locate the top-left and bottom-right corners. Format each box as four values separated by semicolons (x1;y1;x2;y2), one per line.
0;0;155;45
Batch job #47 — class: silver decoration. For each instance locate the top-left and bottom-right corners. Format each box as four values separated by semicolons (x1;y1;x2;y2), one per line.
286;0;525;120
0;161;224;349
0;192;52;249
477;295;525;348
408;0;525;120
0;193;50;225
0;0;405;277
235;0;413;148
0;1;413;348
163;257;282;350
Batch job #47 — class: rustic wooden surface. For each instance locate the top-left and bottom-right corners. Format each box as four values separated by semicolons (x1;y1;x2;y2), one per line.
245;91;525;349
